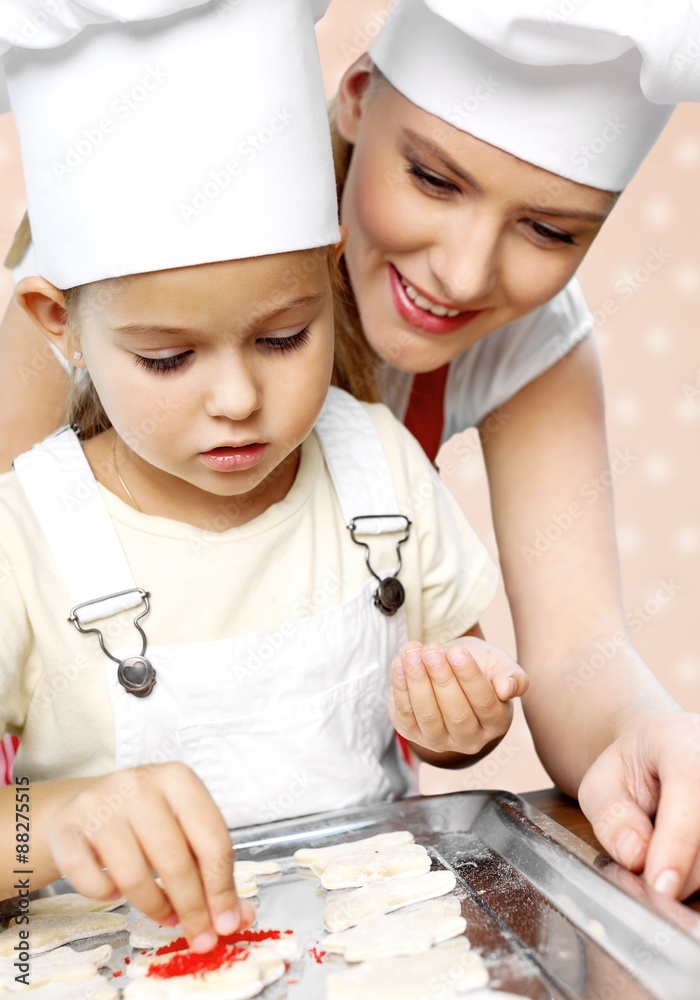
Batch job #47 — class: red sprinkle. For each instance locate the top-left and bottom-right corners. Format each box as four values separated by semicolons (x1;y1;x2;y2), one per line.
155;928;288;958
309;947;326;964
123;957;131;965
155;936;188;956
147;945;249;980
286;978;300;985
112;971;123;978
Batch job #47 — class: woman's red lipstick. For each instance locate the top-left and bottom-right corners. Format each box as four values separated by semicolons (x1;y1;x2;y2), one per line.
388;264;483;335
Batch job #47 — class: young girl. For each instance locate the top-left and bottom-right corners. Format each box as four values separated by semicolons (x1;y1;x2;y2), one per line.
0;0;525;954
327;0;700;901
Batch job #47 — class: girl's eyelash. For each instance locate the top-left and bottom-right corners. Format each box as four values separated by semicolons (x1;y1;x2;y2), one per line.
530;221;577;245
133;351;193;374
406;160;458;193
132;329;310;374
258;328;311;354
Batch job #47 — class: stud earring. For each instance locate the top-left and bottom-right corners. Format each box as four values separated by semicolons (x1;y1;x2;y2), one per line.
73;351;82;361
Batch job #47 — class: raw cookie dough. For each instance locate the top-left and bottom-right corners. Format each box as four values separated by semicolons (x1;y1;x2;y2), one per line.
233;862;280;878
323;899;466;961
29;897;126;916
0;914;127;959
0;945;112;991
123;942;285;1000
318;845;431;890
233;873;258;900
128;919;181;952
324;871;457;932
0;976;117;999
325;941;489;999
295;831;414;869
129;932;301;975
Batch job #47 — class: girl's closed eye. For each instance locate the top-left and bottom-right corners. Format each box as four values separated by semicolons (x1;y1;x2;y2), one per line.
133;350;193;374
257;327;311;355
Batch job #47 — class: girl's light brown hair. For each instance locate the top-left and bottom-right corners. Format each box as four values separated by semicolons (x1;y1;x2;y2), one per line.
62;284;112;439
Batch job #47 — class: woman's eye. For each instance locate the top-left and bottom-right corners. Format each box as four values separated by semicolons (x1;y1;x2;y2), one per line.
529;221;578;246
133;351;193;374
406;160;459;195
258;328;311;355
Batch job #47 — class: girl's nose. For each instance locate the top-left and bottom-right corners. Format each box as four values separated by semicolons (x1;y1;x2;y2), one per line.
204;358;262;421
428;213;500;307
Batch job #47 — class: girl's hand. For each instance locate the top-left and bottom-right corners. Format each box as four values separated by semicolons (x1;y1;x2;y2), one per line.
45;762;255;951
389;637;528;758
578;713;700;900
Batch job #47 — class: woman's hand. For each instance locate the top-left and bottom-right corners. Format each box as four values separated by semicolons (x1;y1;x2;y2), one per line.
45;761;255;951
578;713;700;899
389;637;528;762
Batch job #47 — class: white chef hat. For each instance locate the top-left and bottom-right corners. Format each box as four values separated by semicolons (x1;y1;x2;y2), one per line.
370;0;700;191
2;0;339;288
0;0;331;56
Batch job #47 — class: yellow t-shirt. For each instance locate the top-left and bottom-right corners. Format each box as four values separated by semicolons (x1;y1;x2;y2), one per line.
0;402;497;782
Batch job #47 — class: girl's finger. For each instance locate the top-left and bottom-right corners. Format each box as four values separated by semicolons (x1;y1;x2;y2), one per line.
46;820;121;903
445;645;502;722
401;643;447;743
88;814;176;928
448;637;528;702
421;645;478;741
390;656;420;740
130;791;217;951
162;764;252;938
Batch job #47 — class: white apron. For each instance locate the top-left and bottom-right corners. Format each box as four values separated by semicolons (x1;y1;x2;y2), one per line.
14;389;413;828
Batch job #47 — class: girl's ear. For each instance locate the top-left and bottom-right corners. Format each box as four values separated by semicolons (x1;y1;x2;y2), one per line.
15;277;85;368
336;54;374;145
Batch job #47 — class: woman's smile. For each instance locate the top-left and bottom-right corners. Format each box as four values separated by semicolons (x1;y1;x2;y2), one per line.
388;263;486;335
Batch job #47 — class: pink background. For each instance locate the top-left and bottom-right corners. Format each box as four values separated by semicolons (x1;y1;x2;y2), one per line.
1;1;698;794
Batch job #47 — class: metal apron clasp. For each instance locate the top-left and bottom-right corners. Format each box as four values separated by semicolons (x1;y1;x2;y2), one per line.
348;515;412;616
68;588;157;697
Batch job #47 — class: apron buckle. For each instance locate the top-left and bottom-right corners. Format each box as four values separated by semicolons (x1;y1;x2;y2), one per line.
68;588;157;697
348;515;412;616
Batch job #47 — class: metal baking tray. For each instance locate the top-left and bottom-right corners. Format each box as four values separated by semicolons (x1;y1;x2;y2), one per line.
33;791;700;998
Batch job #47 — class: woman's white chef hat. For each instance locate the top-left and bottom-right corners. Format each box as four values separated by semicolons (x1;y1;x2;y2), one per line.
370;0;700;191
1;0;339;289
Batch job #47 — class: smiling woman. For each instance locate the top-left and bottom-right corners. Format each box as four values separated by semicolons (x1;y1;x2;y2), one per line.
323;0;700;905
335;71;616;376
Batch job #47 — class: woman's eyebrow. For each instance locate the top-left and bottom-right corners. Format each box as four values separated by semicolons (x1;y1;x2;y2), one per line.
402;127;484;192
402;126;612;223
111;293;326;336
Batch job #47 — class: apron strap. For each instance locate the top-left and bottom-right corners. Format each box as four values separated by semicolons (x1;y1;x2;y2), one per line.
13;426;142;622
314;388;405;535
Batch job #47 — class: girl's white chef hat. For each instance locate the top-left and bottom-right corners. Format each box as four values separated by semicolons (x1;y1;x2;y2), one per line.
1;0;339;289
370;0;700;191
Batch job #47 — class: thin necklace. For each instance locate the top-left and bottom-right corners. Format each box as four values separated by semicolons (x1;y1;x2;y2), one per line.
112;433;143;512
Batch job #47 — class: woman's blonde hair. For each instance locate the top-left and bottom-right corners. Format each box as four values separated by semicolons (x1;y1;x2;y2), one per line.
328;73;387;405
